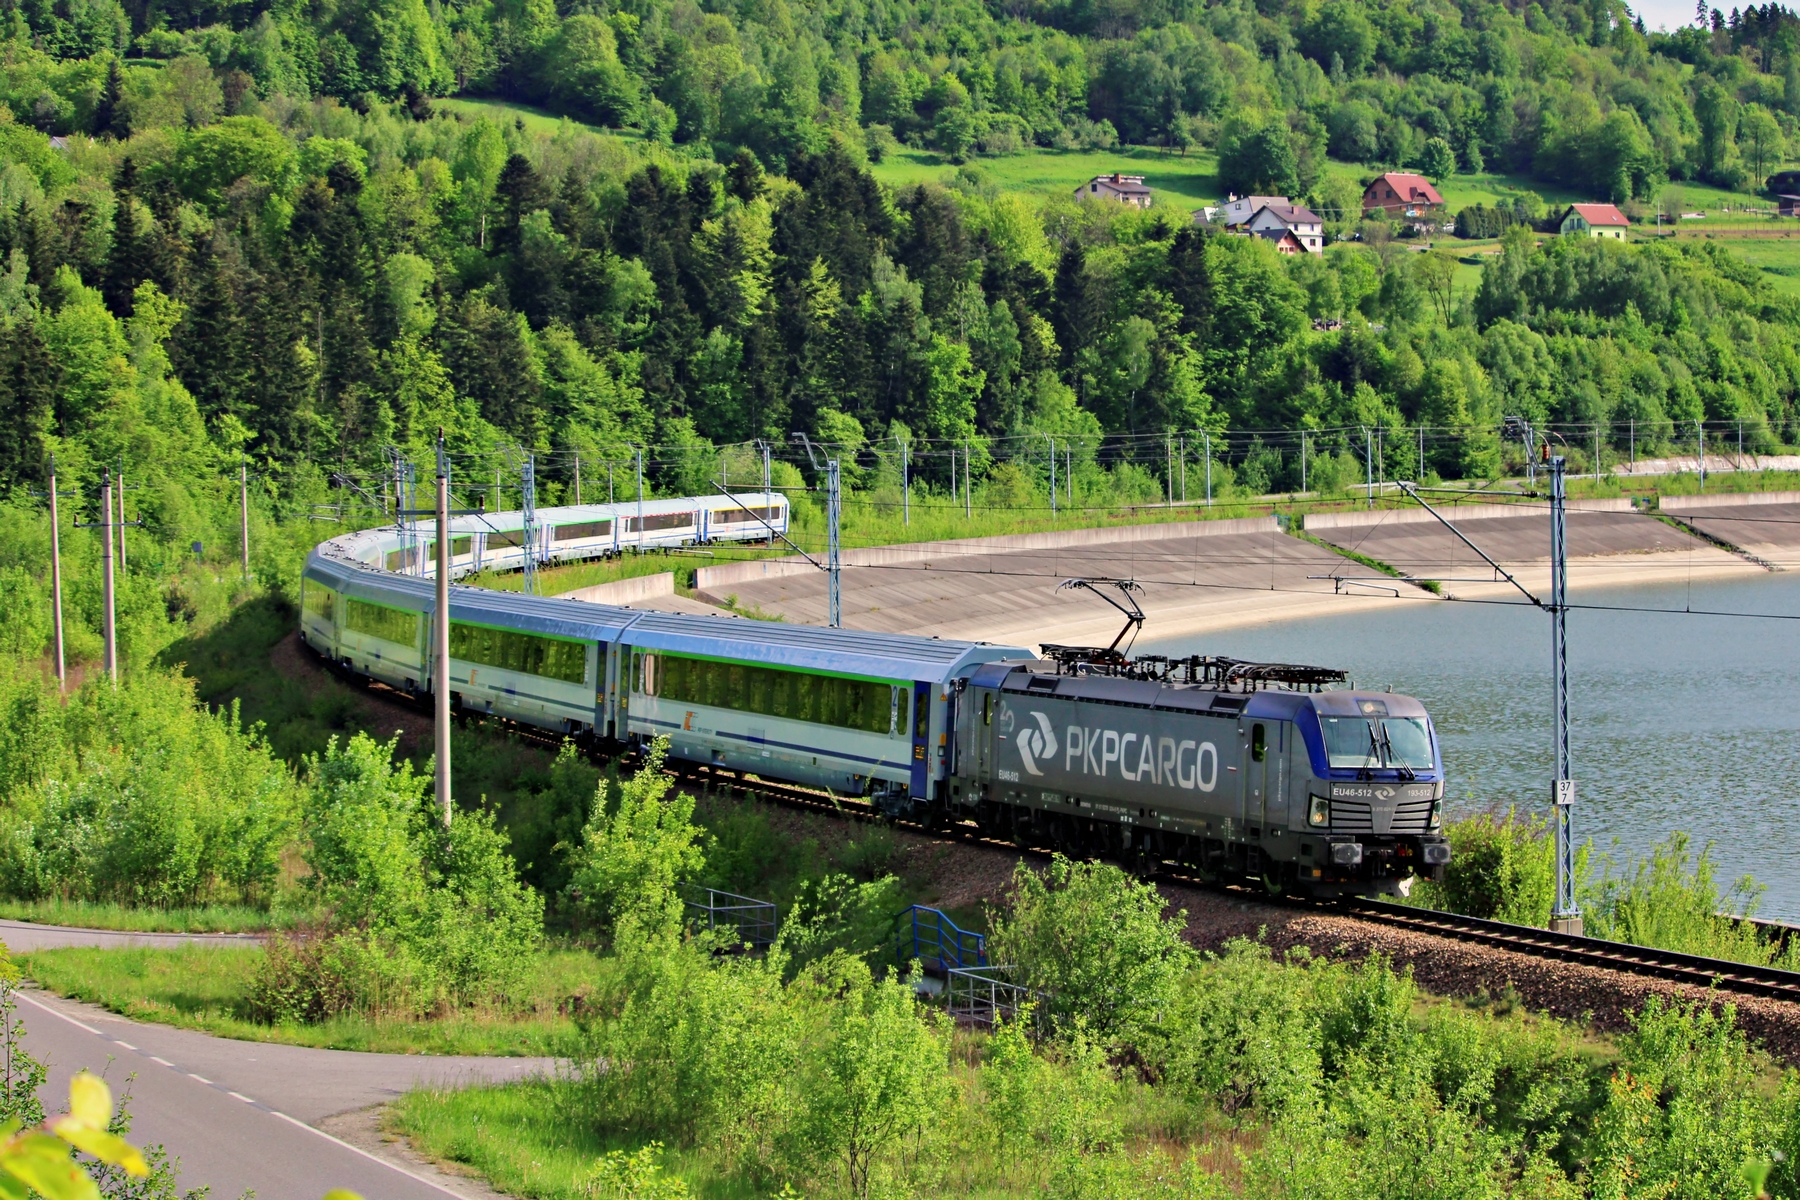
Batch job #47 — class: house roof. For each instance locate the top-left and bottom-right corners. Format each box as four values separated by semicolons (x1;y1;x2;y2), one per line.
1082;173;1150;195
1228;194;1289;208
1252;228;1305;249
1253;203;1322;226
1567;203;1630;226
1366;172;1444;205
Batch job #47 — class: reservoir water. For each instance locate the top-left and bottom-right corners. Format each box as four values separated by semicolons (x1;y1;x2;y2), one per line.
1140;573;1800;919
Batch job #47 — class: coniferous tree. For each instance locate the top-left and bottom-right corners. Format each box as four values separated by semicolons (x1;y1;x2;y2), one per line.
0;318;54;491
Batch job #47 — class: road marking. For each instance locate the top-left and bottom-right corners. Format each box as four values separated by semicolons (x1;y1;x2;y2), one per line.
268;1111;467;1198
115;1042;135;1050
150;1057;173;1067
188;1074;211;1085
15;991;105;1036
228;1092;254;1104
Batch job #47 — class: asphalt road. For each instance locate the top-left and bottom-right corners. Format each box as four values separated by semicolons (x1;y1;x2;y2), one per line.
0;919;265;951
10;923;555;1200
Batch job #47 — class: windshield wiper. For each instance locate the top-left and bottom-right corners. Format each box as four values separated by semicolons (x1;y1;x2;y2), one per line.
1377;726;1417;780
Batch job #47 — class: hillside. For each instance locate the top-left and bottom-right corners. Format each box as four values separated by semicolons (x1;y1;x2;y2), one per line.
2;0;1800;523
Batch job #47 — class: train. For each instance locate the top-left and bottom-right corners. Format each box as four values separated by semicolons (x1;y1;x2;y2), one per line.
299;494;1450;897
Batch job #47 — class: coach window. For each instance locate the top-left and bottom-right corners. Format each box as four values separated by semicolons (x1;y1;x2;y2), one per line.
914;689;928;739
1251;723;1266;762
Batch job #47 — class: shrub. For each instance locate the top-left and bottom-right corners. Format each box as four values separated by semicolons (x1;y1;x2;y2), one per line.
1153;938;1321;1118
988;855;1191;1046
786;958;952;1199
259;732;543;1018
0;670;297;907
562;741;704;948
1583;832;1780;966
1412;807;1555;926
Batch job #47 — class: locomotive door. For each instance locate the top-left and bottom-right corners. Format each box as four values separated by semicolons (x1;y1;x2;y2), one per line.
909;682;931;799
1244;723;1269;830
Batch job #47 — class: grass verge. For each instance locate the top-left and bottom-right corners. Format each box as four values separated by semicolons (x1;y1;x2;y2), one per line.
0;899;302;934
391;1079;747;1200
19;946;595;1056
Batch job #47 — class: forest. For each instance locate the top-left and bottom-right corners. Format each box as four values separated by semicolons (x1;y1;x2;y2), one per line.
0;0;1799;518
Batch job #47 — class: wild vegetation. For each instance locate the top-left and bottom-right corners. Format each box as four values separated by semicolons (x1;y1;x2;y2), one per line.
396;841;1800;1200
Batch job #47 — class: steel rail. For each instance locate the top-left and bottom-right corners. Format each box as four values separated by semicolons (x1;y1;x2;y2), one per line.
1345;898;1800;1003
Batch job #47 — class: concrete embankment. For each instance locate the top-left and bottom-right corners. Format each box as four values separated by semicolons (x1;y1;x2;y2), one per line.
689;494;1800;647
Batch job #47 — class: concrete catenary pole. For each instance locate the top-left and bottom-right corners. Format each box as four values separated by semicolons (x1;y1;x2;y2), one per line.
101;470;117;687
435;431;453;829
47;457;64;688
240;460;250;580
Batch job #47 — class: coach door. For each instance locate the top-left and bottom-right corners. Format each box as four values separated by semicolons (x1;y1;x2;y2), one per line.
909;682;931;798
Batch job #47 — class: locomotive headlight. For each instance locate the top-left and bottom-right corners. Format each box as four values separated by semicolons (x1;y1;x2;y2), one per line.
1429;799;1442;829
1308;795;1330;827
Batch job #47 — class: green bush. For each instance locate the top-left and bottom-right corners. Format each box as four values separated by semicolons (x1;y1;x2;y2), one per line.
255;732;543;1019
561;741;704;948
987;855;1192;1046
1583;832;1784;967
0;669;297;907
1412;807;1556;926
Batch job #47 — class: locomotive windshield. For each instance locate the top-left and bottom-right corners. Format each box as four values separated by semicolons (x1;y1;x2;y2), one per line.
1321;716;1435;770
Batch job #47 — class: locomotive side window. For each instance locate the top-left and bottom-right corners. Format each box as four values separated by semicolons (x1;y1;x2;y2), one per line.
1251;723;1266;762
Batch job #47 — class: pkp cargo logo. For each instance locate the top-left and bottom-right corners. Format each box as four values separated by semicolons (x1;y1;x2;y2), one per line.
1016;712;1058;776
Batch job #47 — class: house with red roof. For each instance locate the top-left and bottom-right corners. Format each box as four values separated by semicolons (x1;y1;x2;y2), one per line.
1560;203;1630;240
1361;172;1444;217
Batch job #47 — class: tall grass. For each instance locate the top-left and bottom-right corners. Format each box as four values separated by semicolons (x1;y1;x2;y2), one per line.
18;944;594;1055
0;899;298;934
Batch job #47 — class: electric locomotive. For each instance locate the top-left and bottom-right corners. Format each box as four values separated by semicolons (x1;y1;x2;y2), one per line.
942;651;1450;897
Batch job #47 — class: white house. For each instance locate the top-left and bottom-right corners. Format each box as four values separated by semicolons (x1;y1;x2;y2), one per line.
1245;203;1324;254
1076;174;1152;207
1219;194;1288;227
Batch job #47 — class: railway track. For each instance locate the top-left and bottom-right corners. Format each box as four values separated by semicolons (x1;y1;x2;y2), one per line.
357;669;1800;1008
1345;898;1800;1004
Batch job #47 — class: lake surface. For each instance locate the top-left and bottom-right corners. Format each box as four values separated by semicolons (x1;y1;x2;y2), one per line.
1139;574;1800;919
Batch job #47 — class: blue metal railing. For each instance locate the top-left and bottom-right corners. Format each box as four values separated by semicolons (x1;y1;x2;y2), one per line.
893;905;986;973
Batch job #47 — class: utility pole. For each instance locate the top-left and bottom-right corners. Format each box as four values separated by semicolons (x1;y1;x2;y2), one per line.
1179;434;1186;503
963;444;971;518
116;468;127;574
101;472;117;686
1204;432;1212;506
240;460;250;580
635;447;645;552
1548;453;1580;936
521;453;538;596
1301;431;1308;494
435;431;453;828
760;440;772;494
1364;427;1374;508
1048;436;1057;516
1697;419;1707;491
1165;434;1173;505
902;437;910;525
47;457;65;688
574;454;581;505
826;459;842;628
